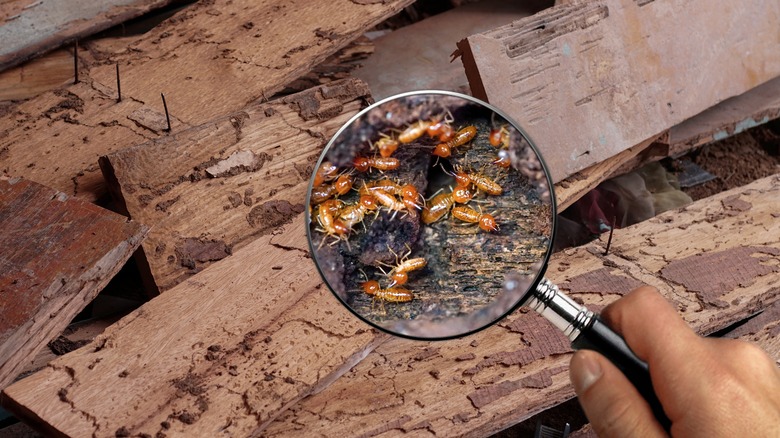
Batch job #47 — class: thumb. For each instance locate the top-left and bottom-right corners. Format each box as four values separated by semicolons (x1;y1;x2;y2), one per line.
570;350;668;438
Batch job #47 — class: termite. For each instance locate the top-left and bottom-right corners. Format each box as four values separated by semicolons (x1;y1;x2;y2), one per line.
359;178;401;196
316;202;350;247
374;135;399;158
309;174;354;204
379;246;427;287
338;195;378;230
426;113;455;142
400;184;423;211
451;205;499;232
361;280;414;302
371;189;407;214
398;120;432;144
313;161;339;187
421;191;455;224
432;125;477;158
454;165;503;196
353;156;400;173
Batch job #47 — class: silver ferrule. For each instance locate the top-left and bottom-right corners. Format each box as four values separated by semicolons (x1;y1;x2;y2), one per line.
526;278;595;341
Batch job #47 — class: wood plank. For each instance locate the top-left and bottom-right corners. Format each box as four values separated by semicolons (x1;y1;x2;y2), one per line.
262;174;780;437
3;172;777;436
1;217;388;437
0;48;72;102
456;0;780;182
0;0;412;202
0;176;147;391
100;78;372;293
0;0;176;72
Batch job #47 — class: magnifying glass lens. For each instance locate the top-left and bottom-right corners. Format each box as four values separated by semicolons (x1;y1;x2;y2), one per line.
306;92;554;339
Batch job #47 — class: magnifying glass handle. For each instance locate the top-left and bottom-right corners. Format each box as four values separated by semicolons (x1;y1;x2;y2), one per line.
529;278;672;431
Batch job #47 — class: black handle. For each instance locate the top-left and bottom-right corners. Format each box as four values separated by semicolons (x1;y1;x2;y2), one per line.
571;317;672;431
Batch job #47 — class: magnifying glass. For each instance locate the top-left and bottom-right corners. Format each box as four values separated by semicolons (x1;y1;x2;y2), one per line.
305;91;670;429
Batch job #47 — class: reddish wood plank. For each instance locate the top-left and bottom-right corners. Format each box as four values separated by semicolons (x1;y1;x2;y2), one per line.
0;176;147;391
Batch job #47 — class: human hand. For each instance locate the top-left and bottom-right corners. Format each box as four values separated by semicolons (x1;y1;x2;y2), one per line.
569;286;780;437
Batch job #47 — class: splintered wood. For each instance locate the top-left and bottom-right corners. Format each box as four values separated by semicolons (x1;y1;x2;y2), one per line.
0;176;147;391
101;78;372;293
456;0;780;182
4;175;778;437
0;0;412;202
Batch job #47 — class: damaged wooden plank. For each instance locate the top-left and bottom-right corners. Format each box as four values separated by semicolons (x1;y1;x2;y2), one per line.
0;0;176;72
456;0;780;182
1;217;387;437
100;78;372;293
262;174;780;437
0;176;147;391
0;0;412;202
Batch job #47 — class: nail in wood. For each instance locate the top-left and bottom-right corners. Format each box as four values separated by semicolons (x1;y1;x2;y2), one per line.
73;41;79;84
116;64;121;102
161;93;171;132
603;215;616;256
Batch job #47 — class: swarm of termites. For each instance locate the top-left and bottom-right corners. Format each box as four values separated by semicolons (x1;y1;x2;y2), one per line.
310;112;515;309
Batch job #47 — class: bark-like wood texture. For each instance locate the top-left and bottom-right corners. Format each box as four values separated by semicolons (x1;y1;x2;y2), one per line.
0;0;175;72
4;174;778;436
263;174;780;437
100;78;372;294
0;176;147;391
0;0;412;202
456;0;780;182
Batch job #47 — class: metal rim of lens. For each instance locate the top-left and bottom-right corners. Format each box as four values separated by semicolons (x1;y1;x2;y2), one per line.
304;89;558;341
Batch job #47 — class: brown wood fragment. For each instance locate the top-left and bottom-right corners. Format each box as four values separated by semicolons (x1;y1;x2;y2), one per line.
467;367;566;409
458;0;780;182
0;0;176;72
560;267;645;296
0;176;147;391
0;0;411;201
100;78;372;293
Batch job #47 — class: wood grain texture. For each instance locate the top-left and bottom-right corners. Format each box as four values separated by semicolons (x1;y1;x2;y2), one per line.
0;0;176;72
262;174;780;437
1;217;388;437
3;174;777;436
0;0;412;202
0;176;147;391
100;78;372;293
457;0;780;182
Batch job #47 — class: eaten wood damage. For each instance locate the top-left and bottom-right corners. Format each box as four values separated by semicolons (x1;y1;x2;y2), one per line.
0;0;779;436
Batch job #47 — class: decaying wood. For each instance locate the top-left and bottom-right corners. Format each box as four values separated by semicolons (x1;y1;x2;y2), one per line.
1;217;388;437
0;176;147;391
262;174;780;437
6;175;776;437
0;0;412;202
100;78;372;294
456;0;780;182
0;0;176;72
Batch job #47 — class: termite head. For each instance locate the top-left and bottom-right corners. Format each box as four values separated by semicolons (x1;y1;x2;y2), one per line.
333;219;350;235
362;280;380;296
359;194;377;210
334;174;353;195
388;271;408;287
353;156;370;172
452;185;474;204
432;143;451;158
493;149;511;168
375;137;399;158
479;213;499;232
400;184;422;210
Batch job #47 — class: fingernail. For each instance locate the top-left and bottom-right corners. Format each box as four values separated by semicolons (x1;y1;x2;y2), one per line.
571;350;603;394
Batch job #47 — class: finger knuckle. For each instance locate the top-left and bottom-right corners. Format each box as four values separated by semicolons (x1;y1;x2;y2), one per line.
591;394;647;438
